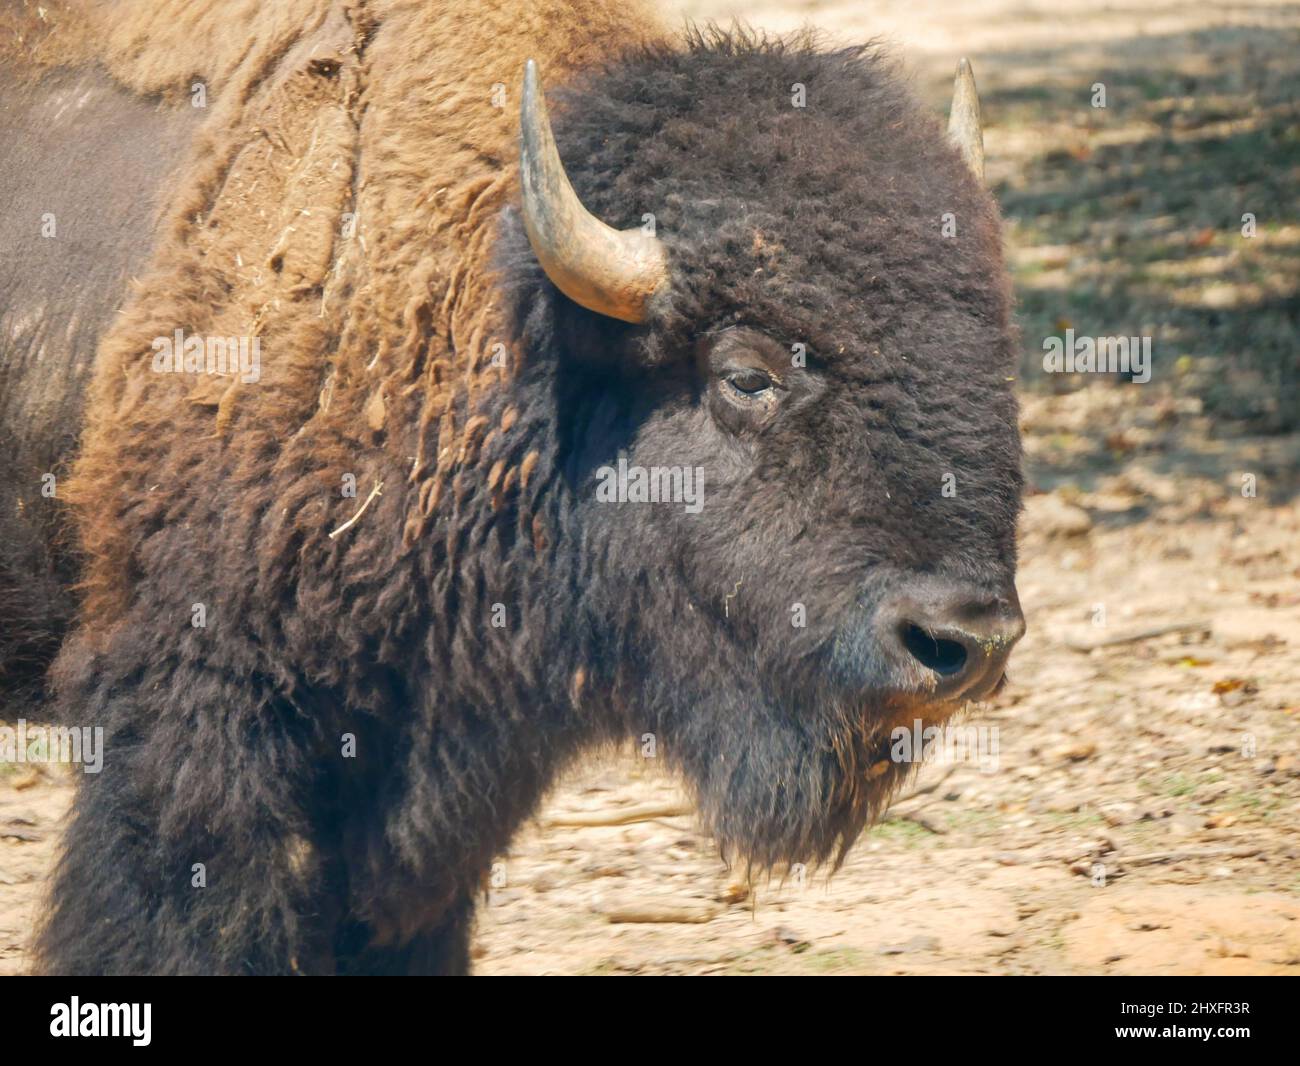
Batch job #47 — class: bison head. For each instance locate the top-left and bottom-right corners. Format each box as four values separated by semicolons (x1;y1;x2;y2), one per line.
497;29;1024;869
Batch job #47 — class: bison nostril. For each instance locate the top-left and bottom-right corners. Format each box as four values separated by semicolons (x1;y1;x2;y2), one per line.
900;623;968;677
857;580;1024;700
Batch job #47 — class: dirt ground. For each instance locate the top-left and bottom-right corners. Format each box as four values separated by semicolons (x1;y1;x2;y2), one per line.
2;0;1297;974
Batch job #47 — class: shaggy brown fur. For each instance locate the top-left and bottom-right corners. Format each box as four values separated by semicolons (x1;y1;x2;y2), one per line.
63;0;658;628
30;0;671;975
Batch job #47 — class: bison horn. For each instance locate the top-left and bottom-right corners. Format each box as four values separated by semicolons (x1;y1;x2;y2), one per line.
519;59;667;324
947;58;985;182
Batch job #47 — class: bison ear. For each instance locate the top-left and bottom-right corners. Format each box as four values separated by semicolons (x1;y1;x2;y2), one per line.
518;59;668;324
947;58;985;182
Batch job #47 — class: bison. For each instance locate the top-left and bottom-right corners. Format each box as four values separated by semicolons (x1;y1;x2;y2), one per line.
1;0;1025;975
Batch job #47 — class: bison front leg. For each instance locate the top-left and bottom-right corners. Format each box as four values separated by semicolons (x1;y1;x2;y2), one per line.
333;895;475;975
328;695;568;975
35;661;344;975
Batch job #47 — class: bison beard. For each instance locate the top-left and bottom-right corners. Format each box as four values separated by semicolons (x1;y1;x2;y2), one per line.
19;1;1024;975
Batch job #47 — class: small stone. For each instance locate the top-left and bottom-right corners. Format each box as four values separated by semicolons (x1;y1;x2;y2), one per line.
767;926;810;951
1023;494;1093;538
1048;742;1097;763
1100;802;1140;826
880;934;939;956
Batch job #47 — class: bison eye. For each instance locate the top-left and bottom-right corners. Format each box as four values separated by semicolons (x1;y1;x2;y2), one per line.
723;368;773;399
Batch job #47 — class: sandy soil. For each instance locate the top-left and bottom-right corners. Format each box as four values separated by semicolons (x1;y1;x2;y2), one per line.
2;0;1297;975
